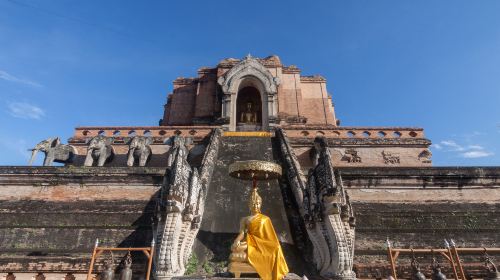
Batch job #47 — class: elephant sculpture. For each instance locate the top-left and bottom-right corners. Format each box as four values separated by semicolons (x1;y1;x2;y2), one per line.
28;137;77;166
127;136;153;166
84;136;114;167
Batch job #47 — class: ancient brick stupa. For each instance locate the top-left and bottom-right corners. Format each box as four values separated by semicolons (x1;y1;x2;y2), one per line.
0;55;498;280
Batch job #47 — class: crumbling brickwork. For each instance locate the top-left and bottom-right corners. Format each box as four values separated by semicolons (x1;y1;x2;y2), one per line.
0;166;498;279
159;56;336;126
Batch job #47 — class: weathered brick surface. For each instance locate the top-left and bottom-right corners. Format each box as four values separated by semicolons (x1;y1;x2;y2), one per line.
0;167;161;273
168;81;198;125
298;81;335;125
339;167;500;278
0;166;498;278
161;56;337;126
193;72;218;120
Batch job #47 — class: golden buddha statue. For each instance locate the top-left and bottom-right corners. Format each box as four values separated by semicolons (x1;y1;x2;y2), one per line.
229;188;289;280
240;102;257;123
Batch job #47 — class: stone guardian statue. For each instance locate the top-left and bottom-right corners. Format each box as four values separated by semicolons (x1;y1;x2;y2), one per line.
84;136;114;167
119;253;133;280
100;259;115;280
28;137;77;166
126;136;153;167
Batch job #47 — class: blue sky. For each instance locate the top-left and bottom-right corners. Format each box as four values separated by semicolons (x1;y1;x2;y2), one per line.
0;0;499;166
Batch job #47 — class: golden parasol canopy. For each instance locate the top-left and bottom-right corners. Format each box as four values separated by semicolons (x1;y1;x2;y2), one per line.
228;160;282;181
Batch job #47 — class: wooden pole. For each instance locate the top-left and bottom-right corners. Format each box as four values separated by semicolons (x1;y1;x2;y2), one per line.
145;246;154;280
452;245;467;280
86;239;99;280
446;246;460;280
384;244;500;280
387;243;397;280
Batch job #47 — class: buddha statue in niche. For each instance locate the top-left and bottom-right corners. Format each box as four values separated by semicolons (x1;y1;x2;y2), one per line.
229;188;289;280
240;102;258;124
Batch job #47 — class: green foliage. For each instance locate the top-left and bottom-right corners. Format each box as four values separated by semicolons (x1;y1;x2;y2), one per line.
202;261;214;275
202;260;228;276
185;254;199;275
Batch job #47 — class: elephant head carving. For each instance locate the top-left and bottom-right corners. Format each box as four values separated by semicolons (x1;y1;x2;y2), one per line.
84;136;115;167
126;136;153;166
28;137;77;166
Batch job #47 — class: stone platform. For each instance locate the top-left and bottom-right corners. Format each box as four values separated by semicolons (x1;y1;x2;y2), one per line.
172;273;302;280
0;166;498;278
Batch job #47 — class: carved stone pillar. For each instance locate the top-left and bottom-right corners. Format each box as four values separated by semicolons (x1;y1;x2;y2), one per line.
273;94;278;117
222;94;231;119
268;93;274;117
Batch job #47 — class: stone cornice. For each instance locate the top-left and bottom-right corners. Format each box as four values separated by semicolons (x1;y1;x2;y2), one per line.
282;65;301;74
218;55;283;68
173;77;198;85
338;166;500;177
300;75;326;82
0;166;165;186
282;125;424;131
197;67;217;75
338;166;500;189
70;126;217;142
1;166;496;188
290;137;431;147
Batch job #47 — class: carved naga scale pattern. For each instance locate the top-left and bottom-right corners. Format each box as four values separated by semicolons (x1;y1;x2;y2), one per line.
154;129;221;279
276;128;356;280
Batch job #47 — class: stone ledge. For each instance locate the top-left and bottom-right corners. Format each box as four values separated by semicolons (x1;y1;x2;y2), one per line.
0;166;166;175
289;137;431;146
338;166;500;178
0;167;165;187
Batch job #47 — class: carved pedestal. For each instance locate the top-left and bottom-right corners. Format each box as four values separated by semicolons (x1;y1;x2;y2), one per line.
236;123;262;131
229;262;257;278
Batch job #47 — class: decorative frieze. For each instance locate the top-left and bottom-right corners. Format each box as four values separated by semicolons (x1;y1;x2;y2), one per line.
418;149;432;164
382;151;400;165
341;149;362;163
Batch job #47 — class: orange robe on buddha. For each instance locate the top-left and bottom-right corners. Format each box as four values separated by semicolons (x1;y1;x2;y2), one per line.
246;213;289;280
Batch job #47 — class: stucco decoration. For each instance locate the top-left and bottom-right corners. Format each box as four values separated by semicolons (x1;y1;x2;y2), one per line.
154;129;221;279
217;54;280;95
217;55;281;131
276;128;356;280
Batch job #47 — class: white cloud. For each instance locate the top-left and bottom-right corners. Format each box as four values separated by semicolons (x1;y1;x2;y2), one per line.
432;143;442;150
8;102;45;119
0;70;43;88
461;151;494;158
438;139;494;159
440;140;465;151
467;145;484;150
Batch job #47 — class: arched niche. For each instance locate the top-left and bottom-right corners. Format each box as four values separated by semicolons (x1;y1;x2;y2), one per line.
218;55;280;131
236;80;264;130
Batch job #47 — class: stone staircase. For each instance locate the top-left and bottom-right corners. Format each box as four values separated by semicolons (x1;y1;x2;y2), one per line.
193;135;304;275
